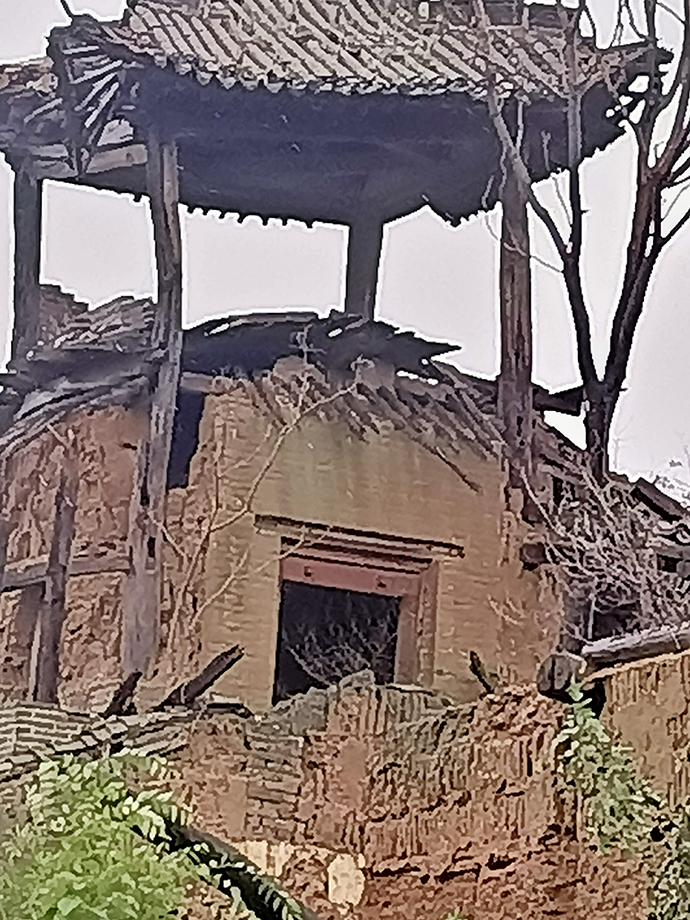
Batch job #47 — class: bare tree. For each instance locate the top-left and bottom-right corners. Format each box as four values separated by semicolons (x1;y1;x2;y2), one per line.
480;0;690;481
524;470;690;644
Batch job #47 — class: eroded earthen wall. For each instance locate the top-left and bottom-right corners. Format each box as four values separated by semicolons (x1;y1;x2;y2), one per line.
603;647;690;807
1;404;146;708
170;678;646;920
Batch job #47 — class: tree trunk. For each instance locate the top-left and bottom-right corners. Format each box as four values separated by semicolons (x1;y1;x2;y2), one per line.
584;384;616;484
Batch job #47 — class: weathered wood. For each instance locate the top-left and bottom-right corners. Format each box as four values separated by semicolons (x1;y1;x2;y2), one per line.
29;454;78;703
102;670;142;718
344;217;384;319
498;169;533;483
122;133;183;676
156;646;244;708
583;624;690;666
2;553;131;591
11;165;43;361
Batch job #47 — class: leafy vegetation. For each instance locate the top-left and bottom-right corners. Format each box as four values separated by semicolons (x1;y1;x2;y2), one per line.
0;753;195;920
0;752;316;920
554;683;690;919
554;683;659;855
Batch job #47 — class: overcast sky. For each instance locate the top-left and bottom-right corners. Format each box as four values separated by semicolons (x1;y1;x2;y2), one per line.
1;0;689;484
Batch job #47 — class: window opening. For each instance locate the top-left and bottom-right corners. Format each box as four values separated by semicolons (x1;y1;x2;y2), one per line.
273;581;400;703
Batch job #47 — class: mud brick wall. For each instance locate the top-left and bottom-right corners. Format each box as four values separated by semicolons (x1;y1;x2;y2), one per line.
160;377;563;712
603;647;690;808
174;678;647;920
4;405;142;566
0;404;146;707
0;370;564;714
0;683;649;920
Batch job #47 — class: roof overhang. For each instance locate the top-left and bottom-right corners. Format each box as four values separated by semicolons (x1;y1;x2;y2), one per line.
0;1;656;225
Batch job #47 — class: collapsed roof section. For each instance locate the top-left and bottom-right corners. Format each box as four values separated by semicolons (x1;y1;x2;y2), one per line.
0;287;592;484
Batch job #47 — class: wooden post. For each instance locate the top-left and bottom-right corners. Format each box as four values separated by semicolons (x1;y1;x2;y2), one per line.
122;131;183;677
29;456;78;703
498;169;533;484
344;217;384;319
11;164;43;361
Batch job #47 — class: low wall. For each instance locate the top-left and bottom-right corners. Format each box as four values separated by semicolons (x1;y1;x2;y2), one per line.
172;676;646;920
0;678;647;920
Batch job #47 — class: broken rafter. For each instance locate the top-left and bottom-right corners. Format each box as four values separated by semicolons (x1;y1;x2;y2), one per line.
102;670;142;718
583;624;690;666
155;645;244;709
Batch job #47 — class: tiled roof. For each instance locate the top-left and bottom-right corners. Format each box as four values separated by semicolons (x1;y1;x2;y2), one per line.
89;0;646;99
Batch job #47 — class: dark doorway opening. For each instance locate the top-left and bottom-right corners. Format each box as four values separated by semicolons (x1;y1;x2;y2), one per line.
273;581;400;703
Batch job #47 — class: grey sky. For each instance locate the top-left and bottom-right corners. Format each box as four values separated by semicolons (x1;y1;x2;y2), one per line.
1;0;689;484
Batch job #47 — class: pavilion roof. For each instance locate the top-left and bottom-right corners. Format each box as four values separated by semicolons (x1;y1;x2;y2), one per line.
0;2;655;224
86;0;645;100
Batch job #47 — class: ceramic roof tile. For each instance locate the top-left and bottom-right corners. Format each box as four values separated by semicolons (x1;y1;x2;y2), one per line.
89;0;647;99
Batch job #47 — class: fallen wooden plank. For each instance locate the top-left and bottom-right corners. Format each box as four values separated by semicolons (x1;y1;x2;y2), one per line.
102;670;142;718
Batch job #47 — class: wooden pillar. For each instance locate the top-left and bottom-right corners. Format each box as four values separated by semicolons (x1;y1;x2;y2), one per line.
122;132;183;677
11;164;43;361
498;169;533;484
344;217;384;319
29;456;78;703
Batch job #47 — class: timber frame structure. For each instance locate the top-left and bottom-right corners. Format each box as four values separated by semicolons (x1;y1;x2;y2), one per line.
0;0;656;702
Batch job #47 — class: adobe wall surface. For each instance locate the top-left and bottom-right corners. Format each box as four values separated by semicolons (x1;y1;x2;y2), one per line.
170;678;646;920
0;681;648;920
0;404;146;709
159;380;563;712
602;647;690;808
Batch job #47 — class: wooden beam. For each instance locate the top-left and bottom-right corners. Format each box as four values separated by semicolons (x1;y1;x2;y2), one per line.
498;169;533;483
122;132;183;677
11;165;43;361
2;553;131;591
29;455;78;703
155;646;244;709
583;624;690;666
344;217;384;319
